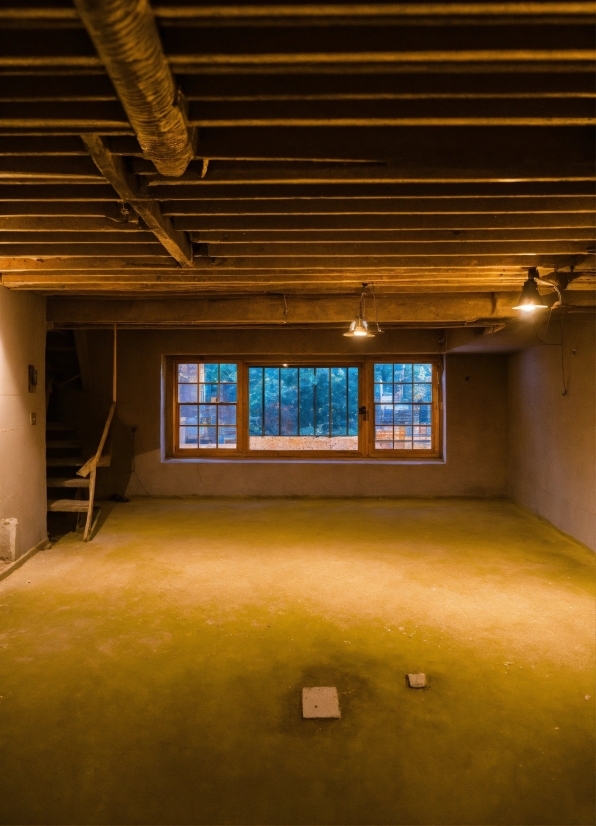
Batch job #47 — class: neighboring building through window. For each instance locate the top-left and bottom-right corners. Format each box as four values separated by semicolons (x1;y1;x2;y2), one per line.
177;362;238;450
168;358;440;458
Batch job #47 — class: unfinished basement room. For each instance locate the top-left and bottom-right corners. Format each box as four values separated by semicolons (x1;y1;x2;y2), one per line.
0;2;594;825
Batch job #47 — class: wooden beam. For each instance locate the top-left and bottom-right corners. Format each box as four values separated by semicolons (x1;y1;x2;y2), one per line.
142;181;596;198
181;98;596;127
192;228;596;243
5;272;596;293
152;4;596;21
174;213;596;230
0;217;150;231
0;101;129;130
158;196;596;214
81;134;193;266
1;252;591;270
0;157;104;179
202;241;592;257
0;184;117;200
45;292;527;326
0;244;170;256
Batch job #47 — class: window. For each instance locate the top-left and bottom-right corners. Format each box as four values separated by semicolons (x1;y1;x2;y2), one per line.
249;366;359;451
168;358;441;458
176;362;238;450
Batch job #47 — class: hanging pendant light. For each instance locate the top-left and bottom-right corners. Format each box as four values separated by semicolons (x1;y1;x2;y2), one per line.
344;283;382;337
512;267;549;312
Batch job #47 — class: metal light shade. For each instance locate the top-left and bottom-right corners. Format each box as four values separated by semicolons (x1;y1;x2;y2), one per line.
343;316;375;337
512;276;548;312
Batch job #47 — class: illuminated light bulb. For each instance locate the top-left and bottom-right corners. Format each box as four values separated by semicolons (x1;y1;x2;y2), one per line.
512;269;548;312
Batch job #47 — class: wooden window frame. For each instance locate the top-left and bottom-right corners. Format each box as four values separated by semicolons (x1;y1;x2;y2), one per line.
166;355;442;460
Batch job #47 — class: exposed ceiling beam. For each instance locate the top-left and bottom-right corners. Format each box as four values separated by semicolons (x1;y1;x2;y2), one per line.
44;292;529;326
72;0;194;176
81;134;193;266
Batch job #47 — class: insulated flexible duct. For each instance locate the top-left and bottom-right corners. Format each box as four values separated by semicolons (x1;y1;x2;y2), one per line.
74;0;194;176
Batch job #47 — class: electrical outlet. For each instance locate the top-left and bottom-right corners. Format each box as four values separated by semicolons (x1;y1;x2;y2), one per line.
30;412;36;425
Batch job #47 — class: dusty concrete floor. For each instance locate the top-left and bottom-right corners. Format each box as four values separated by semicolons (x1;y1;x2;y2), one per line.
0;498;594;826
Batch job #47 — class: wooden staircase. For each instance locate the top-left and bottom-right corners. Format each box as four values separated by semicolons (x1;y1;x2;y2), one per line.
45;327;117;542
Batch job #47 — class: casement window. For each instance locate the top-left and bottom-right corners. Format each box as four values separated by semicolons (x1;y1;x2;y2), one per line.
167;357;441;458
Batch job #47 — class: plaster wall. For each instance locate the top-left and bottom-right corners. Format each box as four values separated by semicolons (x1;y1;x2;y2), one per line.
0;287;46;559
509;318;596;551
77;328;509;499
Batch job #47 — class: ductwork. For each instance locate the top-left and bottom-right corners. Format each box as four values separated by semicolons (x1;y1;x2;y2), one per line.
74;0;194;177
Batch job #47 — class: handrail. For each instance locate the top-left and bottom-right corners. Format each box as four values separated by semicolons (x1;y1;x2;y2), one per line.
77;401;116;479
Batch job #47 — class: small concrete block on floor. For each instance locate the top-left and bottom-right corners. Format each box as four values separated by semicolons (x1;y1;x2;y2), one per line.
302;686;341;719
407;673;427;689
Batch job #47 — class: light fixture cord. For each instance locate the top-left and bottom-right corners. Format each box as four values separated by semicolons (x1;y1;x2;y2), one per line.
371;283;383;332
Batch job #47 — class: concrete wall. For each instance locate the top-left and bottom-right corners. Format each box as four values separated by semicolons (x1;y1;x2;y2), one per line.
0;287;46;559
509;318;596;551
74;328;509;499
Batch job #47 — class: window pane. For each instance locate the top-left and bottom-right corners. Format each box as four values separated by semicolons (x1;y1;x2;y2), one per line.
218;427;237;448
249;367;263;435
199;404;217;425
200;363;219;383
177;362;238;451
179;426;198;448
394;363;413;383
178;363;197;383
180;404;198;425
178;383;197;403
199;426;217;448
249;365;359;450
373;362;434;451
280;367;299;436
413;383;432;403
413;364;432;382
199;383;219;403
218;405;236;426
220;363;237;383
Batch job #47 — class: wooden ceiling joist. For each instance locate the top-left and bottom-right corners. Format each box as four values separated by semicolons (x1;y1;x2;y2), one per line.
0;2;593;303
80;134;193;266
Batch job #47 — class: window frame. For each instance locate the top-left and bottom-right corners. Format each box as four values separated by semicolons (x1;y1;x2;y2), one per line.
166;355;442;460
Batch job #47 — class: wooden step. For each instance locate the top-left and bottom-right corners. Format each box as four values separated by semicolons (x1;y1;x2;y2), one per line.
47;477;90;488
46;422;75;432
47;457;84;467
46;455;110;468
48;499;90;513
46;440;82;449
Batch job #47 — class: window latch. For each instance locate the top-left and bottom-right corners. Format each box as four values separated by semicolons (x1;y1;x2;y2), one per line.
359;405;368;420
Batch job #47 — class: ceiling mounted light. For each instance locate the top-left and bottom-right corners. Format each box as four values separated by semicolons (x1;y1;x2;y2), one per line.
344;283;382;338
512;268;549;313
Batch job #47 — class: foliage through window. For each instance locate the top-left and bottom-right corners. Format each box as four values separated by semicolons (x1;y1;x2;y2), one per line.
249;366;359;451
169;358;440;458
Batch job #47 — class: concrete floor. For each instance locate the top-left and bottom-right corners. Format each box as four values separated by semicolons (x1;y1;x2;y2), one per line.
0;498;594;826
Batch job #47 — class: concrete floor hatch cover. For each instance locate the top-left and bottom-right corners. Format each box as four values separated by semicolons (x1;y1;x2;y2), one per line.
302;687;341;719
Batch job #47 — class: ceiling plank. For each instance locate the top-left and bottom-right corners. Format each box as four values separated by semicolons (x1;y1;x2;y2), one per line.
158;196;596;213
81;134;193;266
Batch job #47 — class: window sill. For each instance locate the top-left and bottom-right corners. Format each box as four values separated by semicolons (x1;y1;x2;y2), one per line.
163;456;446;466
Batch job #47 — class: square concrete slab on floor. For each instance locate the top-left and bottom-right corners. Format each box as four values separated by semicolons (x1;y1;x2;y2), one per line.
302;686;341;718
0;497;594;826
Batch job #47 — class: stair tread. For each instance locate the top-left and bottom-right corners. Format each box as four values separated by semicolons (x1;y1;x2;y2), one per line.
46;422;75;431
46;440;82;448
47;477;90;488
46;457;84;467
48;499;90;513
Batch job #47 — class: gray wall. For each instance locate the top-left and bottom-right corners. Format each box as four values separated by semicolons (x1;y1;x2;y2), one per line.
78;328;509;500
0;287;46;559
509;318;596;551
